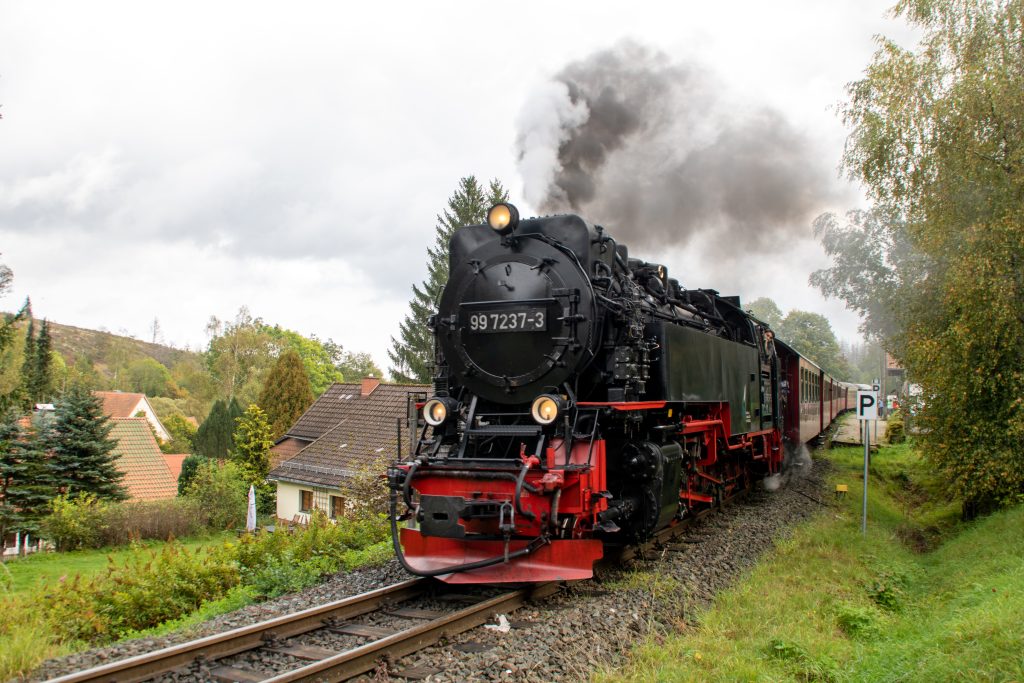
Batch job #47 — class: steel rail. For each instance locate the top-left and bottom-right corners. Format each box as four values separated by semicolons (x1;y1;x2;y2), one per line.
44;578;428;683
262;582;560;682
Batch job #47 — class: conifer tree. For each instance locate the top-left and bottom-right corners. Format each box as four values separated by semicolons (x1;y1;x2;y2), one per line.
177;453;208;495
46;383;126;501
20;315;35;410
193;397;243;460
388;176;508;383
0;411;54;540
0;409;26;541
31;319;54;403
232;403;276;515
258;349;314;440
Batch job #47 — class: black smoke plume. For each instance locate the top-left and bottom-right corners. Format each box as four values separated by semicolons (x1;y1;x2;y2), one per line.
515;41;839;256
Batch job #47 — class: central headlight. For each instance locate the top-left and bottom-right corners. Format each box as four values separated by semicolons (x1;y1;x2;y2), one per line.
531;394;565;425
487;202;519;235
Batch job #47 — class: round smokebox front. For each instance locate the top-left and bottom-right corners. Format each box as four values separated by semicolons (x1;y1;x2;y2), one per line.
438;241;595;404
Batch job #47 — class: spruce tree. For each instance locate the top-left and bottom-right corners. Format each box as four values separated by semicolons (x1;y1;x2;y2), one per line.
0;409;26;541
388;176;508;383
232;403;276;515
32;319;53;403
258;349;314;440
47;383;126;501
0;412;54;539
20;315;35;409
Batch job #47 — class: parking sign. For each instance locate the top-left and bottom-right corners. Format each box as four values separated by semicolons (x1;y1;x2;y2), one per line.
857;391;878;420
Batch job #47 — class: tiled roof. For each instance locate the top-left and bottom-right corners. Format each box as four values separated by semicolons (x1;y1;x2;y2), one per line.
95;391;145;418
270;382;429;488
109;418;178;500
161;454;188;482
283;383;360;441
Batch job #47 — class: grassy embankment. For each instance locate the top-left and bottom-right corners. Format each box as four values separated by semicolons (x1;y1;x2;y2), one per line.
0;520;392;680
601;439;1024;682
0;531;234;597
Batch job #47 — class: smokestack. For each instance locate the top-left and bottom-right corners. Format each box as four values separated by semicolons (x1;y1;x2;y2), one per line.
515;41;840;260
360;375;380;397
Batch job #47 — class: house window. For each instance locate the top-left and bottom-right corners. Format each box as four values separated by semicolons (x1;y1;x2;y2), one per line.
330;495;346;520
300;490;313;512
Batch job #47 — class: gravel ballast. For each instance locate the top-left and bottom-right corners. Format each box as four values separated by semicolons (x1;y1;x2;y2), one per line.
28;455;829;682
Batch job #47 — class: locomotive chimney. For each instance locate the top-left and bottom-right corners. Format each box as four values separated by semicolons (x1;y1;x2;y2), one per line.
361;375;381;397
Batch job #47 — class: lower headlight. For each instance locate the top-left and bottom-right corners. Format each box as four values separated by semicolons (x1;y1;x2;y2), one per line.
423;397;456;426
531;394;565;425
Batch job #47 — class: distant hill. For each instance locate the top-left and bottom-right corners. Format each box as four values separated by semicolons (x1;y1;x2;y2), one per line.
39;319;201;370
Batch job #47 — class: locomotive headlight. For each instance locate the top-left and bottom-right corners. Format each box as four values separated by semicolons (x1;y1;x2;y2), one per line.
487;202;519;235
531;394;566;425
423;397;457;427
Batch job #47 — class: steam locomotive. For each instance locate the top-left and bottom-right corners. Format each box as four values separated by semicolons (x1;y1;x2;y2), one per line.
389;204;853;583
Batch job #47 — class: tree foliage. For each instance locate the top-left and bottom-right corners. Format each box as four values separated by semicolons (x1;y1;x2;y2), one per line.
205;308;275;406
126;357;178;397
0;411;54;540
776;310;854;380
746;297;783;329
258;349;314;440
335;350;384;383
231;403;276;515
815;0;1024;509
46;383;127;501
193;397;243;460
0;258;29;412
160;413;197;454
389;176;508;383
263;326;343;396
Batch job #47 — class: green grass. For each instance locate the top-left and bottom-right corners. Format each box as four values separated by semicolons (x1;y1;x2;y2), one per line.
0;531;234;597
598;438;1024;682
0;521;391;681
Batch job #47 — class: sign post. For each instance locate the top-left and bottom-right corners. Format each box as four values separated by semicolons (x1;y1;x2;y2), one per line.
857;389;878;535
872;380;881;442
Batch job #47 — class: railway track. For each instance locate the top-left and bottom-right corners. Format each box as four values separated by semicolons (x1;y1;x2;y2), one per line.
45;578;559;683
46;488;749;683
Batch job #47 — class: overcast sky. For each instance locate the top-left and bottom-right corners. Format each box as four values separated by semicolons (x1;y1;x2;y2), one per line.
0;1;916;373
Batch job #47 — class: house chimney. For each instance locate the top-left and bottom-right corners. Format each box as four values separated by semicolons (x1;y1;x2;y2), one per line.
361;375;381;397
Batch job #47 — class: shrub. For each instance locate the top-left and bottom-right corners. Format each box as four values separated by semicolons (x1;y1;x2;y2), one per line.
886;410;906;444
40;495;208;549
233;510;388;597
40;494;111;551
36;542;240;642
185;460;248;530
177;454;208;496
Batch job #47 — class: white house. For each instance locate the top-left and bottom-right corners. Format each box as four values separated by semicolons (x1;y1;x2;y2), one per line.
93;391;171;442
268;378;428;523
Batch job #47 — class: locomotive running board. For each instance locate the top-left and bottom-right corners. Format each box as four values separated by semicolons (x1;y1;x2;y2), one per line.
400;528;603;584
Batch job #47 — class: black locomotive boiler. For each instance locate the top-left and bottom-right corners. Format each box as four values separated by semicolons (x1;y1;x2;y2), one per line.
389;203;852;583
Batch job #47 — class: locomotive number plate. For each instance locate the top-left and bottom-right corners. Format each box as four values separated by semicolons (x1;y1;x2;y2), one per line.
465;307;547;333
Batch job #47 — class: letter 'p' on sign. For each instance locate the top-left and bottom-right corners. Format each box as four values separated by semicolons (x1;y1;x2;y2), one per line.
857;391;878;420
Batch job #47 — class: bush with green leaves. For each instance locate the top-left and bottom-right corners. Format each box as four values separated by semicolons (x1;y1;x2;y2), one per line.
40;494;208;550
36;542;239;642
233;510;389;597
885;411;906;444
185;460;248;530
41;494;111;551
